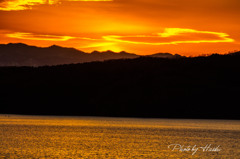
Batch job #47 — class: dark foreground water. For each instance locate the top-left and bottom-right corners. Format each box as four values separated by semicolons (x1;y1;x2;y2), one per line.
0;115;239;158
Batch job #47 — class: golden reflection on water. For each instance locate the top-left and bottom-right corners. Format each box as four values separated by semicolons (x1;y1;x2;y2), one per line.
0;115;240;158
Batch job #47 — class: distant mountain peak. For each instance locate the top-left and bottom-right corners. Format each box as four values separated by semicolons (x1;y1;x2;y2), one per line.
102;50;115;54
149;52;184;58
48;45;69;49
8;42;26;45
5;43;29;47
91;50;130;55
49;44;61;48
119;51;128;54
91;50;100;54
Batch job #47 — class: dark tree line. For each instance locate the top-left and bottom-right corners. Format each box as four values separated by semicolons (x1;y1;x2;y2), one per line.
1;52;240;119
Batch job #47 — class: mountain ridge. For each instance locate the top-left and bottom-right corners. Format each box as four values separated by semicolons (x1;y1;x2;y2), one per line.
0;43;184;66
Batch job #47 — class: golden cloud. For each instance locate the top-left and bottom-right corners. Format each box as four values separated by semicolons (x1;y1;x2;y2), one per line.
6;32;75;41
103;28;235;45
0;0;113;11
5;32;103;42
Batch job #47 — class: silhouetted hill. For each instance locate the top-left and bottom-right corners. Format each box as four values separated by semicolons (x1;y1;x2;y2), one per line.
0;51;240;119
148;52;184;58
0;43;187;66
0;43;139;66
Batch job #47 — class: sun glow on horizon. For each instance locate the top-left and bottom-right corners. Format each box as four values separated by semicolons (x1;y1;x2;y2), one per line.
79;42;122;52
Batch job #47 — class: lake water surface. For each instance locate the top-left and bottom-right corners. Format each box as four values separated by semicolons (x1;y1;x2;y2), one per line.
0;115;239;158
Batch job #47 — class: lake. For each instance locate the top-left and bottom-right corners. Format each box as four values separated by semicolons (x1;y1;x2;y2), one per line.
0;115;239;158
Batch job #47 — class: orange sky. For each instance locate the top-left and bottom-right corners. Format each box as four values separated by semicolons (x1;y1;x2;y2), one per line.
0;0;240;56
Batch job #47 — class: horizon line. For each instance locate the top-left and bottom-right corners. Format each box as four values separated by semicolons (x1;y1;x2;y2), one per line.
1;42;239;57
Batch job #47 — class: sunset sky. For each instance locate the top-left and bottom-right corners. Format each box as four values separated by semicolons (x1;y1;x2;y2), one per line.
0;0;240;56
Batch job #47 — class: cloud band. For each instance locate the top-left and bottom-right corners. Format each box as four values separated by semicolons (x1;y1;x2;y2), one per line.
103;28;234;45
